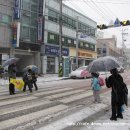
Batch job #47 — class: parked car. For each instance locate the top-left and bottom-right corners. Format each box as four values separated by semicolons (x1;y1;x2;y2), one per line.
117;66;124;73
69;66;91;79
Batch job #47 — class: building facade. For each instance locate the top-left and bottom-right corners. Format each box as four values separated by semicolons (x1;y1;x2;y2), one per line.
42;0;97;74
0;0;97;75
97;36;122;58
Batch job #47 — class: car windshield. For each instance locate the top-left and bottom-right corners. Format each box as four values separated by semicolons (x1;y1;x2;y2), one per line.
77;66;87;70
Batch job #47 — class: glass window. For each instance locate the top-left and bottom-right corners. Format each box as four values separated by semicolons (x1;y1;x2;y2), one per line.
22;16;30;25
30;28;36;43
31;4;37;12
23;1;30;11
21;26;30;40
48;10;59;23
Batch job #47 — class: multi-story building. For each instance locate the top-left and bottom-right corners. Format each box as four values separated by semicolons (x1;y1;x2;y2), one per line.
97;35;122;58
43;0;97;74
0;0;97;75
0;0;40;75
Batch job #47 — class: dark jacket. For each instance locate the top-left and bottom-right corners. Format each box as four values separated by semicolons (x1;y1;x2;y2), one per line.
106;74;125;105
8;64;16;78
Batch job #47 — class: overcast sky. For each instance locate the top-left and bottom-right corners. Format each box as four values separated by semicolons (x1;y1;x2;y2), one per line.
64;0;130;48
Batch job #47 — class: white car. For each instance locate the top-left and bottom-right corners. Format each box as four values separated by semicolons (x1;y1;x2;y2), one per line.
69;66;91;79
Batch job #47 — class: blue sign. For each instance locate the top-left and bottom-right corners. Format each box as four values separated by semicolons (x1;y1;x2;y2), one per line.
14;0;21;19
114;18;120;27
45;45;69;56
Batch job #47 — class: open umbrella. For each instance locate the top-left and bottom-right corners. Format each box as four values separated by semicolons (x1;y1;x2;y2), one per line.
23;65;38;73
87;56;120;73
3;57;19;67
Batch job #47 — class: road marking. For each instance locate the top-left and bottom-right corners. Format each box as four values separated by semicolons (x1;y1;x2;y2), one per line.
34;87;73;96
36;103;107;130
45;89;85;100
0;105;68;130
0;100;52;116
0;96;37;106
59;91;93;103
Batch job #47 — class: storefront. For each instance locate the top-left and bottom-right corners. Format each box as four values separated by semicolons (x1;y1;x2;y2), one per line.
43;45;69;74
69;47;97;71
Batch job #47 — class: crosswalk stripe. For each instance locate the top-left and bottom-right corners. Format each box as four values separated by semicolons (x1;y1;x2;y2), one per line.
58;91;93;103
45;89;85;100
0;105;68;130
0;96;37;106
34;87;73;96
0;100;52;116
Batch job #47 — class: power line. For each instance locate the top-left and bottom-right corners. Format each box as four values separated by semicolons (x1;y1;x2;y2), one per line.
82;0;111;22
65;0;130;4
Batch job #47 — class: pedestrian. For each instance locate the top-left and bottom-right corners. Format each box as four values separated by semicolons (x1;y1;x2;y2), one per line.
8;63;16;95
32;72;38;91
105;68;127;121
23;69;33;93
91;72;101;103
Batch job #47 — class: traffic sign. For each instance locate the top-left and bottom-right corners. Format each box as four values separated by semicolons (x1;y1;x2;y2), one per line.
114;18;121;27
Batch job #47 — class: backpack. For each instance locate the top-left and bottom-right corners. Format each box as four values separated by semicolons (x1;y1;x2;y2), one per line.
98;77;105;86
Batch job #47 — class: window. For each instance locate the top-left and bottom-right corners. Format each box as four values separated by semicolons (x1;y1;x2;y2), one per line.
22;16;30;25
30;28;36;43
48;32;59;45
22;26;30;40
48;10;59;23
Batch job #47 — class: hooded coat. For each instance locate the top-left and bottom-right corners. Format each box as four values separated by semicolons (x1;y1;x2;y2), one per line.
106;70;126;106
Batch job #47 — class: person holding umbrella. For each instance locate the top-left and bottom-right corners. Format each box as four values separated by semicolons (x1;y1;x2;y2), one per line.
32;72;38;91
23;69;33;93
8;63;17;95
105;68;126;121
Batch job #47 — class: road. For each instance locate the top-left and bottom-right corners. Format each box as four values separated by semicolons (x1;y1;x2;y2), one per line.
0;71;130;130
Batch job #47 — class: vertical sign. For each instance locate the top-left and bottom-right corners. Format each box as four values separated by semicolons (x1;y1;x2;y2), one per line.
14;0;21;20
37;17;43;42
37;0;44;43
12;22;21;48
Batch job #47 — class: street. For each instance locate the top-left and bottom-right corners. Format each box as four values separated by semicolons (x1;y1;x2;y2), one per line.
0;71;130;130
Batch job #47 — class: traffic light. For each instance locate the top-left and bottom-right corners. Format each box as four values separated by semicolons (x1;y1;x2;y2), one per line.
97;24;108;30
120;20;130;26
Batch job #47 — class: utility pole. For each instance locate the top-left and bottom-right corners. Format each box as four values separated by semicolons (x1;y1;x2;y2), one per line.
58;0;63;77
121;28;128;68
76;16;79;68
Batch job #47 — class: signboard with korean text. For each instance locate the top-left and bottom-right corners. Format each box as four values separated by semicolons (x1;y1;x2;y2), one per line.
45;45;69;56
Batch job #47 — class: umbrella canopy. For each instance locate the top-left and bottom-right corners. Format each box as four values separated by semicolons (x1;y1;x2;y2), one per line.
87;56;120;73
3;57;19;67
23;65;38;73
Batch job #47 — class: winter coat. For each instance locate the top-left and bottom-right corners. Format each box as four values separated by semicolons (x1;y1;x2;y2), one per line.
91;77;101;91
23;72;32;83
8;65;16;78
105;74;125;105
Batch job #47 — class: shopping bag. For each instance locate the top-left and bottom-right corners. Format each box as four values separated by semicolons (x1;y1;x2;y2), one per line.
10;78;25;90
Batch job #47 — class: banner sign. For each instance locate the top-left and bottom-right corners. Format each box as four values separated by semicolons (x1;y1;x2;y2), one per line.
14;0;21;19
45;45;69;56
12;22;21;48
37;17;43;42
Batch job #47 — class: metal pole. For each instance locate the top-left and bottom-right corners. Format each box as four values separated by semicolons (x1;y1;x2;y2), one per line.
76;16;79;68
58;0;63;77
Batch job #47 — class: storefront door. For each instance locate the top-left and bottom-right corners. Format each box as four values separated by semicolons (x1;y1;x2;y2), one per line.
47;57;55;74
